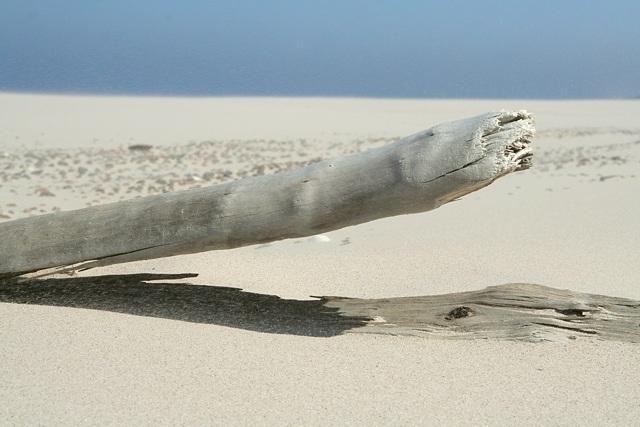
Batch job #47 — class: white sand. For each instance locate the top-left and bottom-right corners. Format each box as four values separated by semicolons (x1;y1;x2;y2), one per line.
1;93;640;425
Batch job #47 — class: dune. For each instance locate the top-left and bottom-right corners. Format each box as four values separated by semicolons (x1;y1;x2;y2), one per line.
1;93;639;425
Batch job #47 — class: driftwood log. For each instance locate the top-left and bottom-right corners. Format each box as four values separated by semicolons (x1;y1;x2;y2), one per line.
0;111;534;277
326;283;640;342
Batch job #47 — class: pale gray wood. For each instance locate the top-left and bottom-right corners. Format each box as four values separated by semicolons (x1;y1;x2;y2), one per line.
324;283;640;342
0;111;534;277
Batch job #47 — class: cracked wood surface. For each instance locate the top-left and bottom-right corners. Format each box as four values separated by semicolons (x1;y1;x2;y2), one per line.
324;283;640;342
0;111;534;277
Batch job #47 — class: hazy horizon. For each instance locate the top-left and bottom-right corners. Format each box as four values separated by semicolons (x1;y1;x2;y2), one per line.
2;1;639;99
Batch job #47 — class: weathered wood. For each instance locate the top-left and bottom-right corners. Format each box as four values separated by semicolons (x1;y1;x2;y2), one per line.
0;111;534;277
324;283;640;342
0;274;637;342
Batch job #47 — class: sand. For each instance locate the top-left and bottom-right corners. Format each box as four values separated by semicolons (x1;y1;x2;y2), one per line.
1;93;639;425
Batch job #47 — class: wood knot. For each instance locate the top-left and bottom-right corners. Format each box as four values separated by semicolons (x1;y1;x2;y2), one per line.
445;306;472;320
555;308;586;317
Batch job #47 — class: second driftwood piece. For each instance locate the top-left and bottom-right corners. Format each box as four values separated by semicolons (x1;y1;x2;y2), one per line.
0;111;534;277
324;283;640;343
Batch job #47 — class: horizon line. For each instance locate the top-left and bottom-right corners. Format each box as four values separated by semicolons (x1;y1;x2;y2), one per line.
1;90;638;102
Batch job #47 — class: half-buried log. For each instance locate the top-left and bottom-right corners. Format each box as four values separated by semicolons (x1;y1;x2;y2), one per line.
0;111;534;277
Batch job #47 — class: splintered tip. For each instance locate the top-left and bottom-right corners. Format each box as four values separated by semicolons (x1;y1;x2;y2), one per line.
489;110;535;173
507;141;533;171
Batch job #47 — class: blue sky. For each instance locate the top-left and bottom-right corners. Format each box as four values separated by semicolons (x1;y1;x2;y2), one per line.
1;1;639;98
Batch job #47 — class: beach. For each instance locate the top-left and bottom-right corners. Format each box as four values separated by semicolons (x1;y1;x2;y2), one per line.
1;93;639;425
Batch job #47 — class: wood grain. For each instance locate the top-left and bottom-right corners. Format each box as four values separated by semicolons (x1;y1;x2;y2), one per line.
325;283;640;342
0;111;534;277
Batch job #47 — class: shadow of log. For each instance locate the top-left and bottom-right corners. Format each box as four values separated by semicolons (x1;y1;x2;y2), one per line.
0;273;369;337
1;273;639;342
